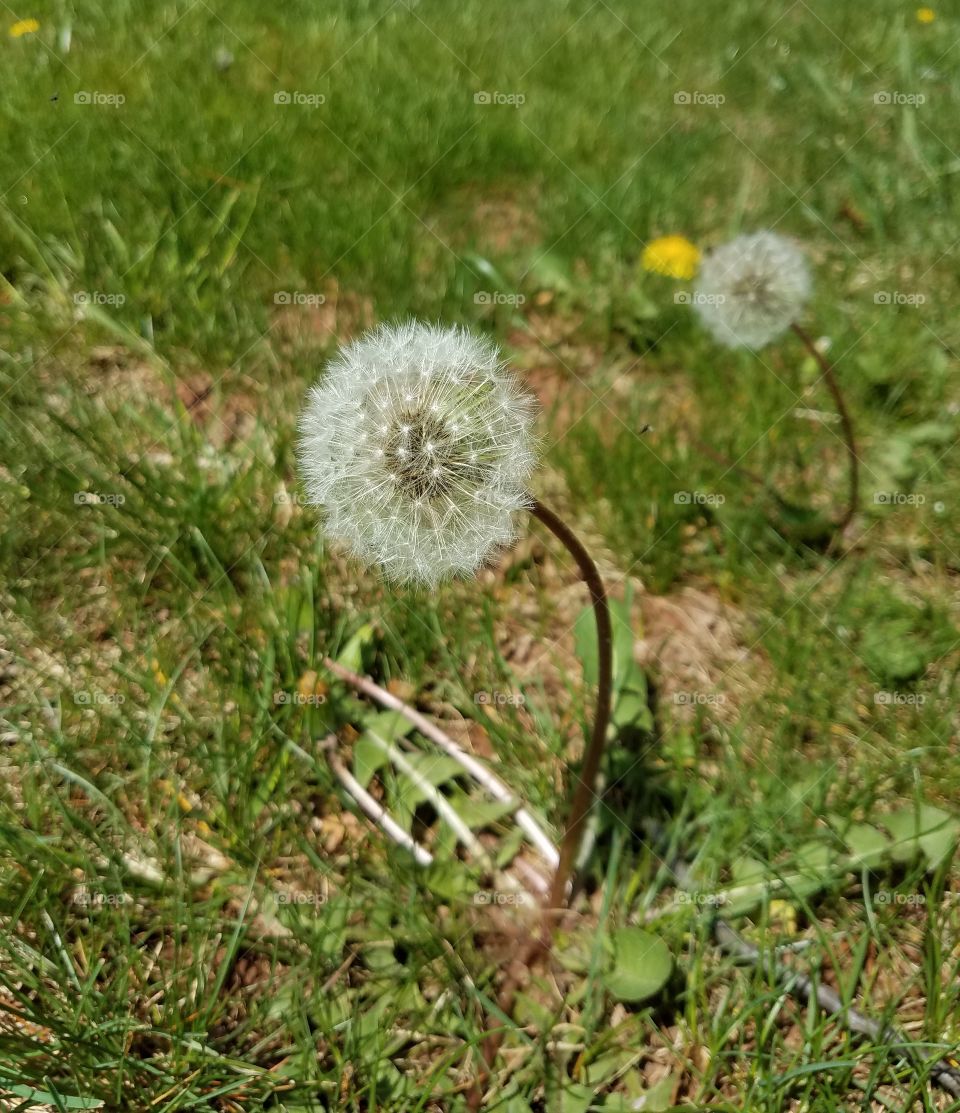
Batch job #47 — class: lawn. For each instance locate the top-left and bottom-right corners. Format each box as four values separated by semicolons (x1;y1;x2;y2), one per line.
1;1;959;1110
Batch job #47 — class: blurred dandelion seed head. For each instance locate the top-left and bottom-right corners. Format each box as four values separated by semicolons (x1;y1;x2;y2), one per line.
297;321;538;586
693;231;811;349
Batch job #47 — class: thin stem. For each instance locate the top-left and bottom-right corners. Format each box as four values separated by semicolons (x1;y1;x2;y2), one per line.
792;322;859;533
467;501;613;1108
528;498;613;910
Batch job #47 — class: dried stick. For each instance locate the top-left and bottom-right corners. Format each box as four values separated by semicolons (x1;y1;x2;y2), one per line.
364;730;489;862
298;736;434;866
306;733;548;898
323;656;558;869
714;920;960;1099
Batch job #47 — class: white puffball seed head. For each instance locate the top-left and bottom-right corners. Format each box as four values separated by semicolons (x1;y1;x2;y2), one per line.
297;321;538;586
693;231;812;350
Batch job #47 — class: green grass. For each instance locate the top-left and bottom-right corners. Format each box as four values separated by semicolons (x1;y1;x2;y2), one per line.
1;1;959;1109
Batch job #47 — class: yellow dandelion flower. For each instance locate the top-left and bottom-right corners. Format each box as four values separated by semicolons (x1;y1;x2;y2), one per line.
642;234;701;280
9;18;39;37
768;899;798;935
916;7;935;22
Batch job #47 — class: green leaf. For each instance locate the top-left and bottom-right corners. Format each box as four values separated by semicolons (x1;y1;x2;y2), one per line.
573;604;599;689
464;250;511;290
884;805;959;868
353;732;390;790
575;586;653;732
335;623;376;673
556;1083;594;1113
844;822;890;867
860;619;928;683
525;250;573;294
772;499;836;545
554;925;603;975
917;807;960;869
421;859;474;902
613;688;653;732
580;1047;638;1086
613;1071;678;1112
609;587;636;686
794;839;832;879
0;1082;102;1110
353;716;445;791
400;753;466;801
603;927;672;1002
730;856;769;886
444;792;515;829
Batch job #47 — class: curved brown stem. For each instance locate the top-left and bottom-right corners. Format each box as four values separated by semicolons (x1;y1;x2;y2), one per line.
467;500;613;1109
792;322;859;533
528;498;613;910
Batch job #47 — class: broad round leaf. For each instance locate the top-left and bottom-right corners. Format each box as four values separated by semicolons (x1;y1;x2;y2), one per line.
603;928;672;1003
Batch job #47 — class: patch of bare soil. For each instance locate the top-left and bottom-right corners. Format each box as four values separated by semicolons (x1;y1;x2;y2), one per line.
636;585;754;724
270;278;373;352
439;183;543;255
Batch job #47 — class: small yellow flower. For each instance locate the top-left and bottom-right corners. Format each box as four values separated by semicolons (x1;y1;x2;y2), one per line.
9;18;39;37
642;234;701;280
916;7;935;22
768;899;798;935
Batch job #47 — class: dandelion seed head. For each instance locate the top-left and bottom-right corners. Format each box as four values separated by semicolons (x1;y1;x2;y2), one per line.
297;320;538;586
693;231;811;350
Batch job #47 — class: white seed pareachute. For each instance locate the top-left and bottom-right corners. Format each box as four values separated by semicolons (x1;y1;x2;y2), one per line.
297;321;539;586
694;231;811;350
